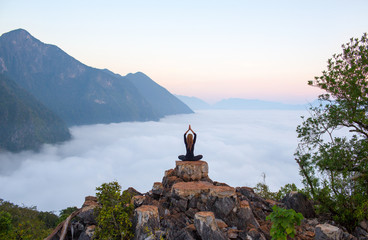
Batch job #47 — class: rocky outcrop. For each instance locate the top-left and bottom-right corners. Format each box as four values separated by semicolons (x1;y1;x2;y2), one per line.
133;160;269;239
47;160;366;240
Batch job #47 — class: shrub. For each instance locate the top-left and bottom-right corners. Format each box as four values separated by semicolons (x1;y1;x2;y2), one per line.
266;205;304;240
94;181;134;240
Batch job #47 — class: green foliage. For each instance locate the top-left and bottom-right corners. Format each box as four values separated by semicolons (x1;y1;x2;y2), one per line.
0;199;57;239
266;205;304;240
94;181;134;240
57;206;78;224
254;173;299;201
0;211;12;237
254;182;299;201
254;182;275;200
295;33;368;231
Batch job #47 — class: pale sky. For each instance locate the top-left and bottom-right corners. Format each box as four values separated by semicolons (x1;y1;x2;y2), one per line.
1;0;367;103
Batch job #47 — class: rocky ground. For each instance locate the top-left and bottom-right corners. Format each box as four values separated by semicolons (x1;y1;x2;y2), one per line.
46;160;368;240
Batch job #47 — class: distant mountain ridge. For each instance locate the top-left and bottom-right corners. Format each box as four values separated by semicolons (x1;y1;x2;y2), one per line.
0;73;70;152
177;96;310;111
213;98;307;110
175;95;212;110
125;72;193;116
0;29;192;126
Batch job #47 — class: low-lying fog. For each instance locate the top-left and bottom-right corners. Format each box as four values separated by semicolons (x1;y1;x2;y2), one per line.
0;109;307;212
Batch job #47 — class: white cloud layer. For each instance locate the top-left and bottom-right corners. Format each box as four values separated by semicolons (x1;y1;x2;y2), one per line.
0;110;307;212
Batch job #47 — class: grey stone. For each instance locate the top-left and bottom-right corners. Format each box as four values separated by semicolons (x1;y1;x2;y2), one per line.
194;211;228;240
315;224;343;240
77;208;96;225
353;226;368;239
152;182;164;198
282;191;315;218
78;225;95;240
236;200;260;230
133;205;160;240
213;196;236;218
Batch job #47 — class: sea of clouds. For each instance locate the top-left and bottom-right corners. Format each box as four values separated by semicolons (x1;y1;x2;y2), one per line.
0;109;308;212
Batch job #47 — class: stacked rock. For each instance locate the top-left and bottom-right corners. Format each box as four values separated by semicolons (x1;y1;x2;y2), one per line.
132;161;270;240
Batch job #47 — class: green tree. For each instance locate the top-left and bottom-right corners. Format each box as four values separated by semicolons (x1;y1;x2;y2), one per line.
0;199;54;239
57;206;78;224
295;33;368;230
94;181;134;240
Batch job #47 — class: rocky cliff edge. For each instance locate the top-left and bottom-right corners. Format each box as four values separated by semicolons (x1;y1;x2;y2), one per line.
46;161;368;240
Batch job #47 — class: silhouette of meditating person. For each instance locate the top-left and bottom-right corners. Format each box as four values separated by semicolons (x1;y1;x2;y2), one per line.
178;125;203;161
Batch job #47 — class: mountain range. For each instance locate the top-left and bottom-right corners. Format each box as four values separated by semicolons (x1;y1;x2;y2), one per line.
176;96;310;111
0;29;193;151
0;29;193;126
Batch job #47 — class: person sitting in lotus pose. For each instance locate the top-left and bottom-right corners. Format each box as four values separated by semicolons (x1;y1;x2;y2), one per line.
178;125;203;161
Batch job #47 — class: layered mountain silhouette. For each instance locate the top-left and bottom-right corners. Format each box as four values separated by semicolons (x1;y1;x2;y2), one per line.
125;72;193;116
213;98;306;110
0;29;192;126
0;73;70;152
175;95;212;110
177;96;308;111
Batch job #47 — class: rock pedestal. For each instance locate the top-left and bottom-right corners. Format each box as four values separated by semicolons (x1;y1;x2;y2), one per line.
175;161;209;181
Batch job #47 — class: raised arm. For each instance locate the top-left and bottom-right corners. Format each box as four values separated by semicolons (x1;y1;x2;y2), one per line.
188;124;196;134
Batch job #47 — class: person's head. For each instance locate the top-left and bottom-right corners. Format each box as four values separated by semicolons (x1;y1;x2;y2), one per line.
187;133;193;150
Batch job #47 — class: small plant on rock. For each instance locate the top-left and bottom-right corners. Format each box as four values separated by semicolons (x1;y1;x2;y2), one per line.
266;205;304;240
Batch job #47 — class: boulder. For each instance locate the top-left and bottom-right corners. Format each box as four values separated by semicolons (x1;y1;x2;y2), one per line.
175;160;209;181
78;225;95;240
213;195;237;219
353;224;368;239
78;196;99;225
162;212;194;239
210;185;236;198
82;196;98;208
315;224;343;240
236;200;260;229
282;191;315;218
245;227;267;240
77;208;96;226
172;181;213;200
133;205;160;240
152;182;164;197
126;187;142;196
132;195;146;208
194;211;228;240
216;219;228;229
360;221;368;232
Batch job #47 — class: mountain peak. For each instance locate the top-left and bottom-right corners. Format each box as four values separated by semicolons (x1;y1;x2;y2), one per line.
126;71;149;79
1;28;34;40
